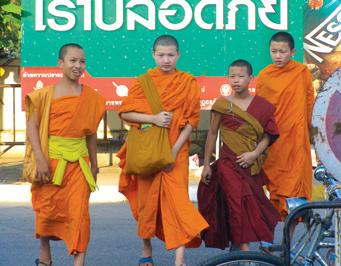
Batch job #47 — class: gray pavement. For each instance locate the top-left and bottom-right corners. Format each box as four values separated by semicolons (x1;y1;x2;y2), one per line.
0;146;325;203
1;202;283;266
0;157;325;204
0;149;327;265
0;152;203;203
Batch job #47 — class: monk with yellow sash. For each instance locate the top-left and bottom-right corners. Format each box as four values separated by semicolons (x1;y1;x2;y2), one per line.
198;60;280;251
117;35;208;266
25;43;105;266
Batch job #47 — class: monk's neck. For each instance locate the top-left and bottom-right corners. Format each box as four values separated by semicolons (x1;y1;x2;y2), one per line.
56;80;82;95
155;66;177;75
233;91;251;100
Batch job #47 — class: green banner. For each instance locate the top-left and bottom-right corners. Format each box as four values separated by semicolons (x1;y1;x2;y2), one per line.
22;0;303;77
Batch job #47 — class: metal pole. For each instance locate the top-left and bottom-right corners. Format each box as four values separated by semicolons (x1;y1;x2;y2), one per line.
103;110;107;141
12;86;16;142
0;84;23;156
335;209;341;266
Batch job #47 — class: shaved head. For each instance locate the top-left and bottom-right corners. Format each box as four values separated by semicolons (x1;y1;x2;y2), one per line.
229;59;253;75
153;35;179;52
270;32;295;50
59;43;84;60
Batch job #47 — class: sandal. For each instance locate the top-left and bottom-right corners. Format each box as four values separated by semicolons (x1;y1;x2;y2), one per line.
35;258;52;266
138;256;154;266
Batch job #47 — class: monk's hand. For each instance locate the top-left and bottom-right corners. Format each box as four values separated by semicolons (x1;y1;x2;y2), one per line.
201;165;212;185
236;151;258;168
153;111;173;128
35;155;51;184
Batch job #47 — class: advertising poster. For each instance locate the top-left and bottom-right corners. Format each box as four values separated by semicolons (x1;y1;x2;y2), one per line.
21;0;304;110
304;0;341;92
306;0;341;180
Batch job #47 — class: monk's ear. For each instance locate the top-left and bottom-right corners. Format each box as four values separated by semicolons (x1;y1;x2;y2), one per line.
58;59;63;68
290;48;296;57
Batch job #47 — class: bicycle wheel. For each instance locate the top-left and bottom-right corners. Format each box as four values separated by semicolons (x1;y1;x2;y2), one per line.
198;251;284;266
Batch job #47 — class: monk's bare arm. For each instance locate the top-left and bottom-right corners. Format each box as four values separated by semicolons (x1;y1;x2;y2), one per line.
254;133;270;156
27;112;50;183
164;123;193;172
201;111;221;184
236;133;270;167
121;111;173;127
172;123;193;158
86;133;98;181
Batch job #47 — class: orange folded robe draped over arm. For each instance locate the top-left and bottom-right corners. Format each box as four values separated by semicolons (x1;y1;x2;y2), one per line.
117;67;208;250
256;60;314;219
27;85;105;255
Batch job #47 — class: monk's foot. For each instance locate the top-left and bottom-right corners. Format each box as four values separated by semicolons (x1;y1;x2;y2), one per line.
35;258;52;266
138;256;154;266
74;252;86;266
175;245;185;266
239;243;250;251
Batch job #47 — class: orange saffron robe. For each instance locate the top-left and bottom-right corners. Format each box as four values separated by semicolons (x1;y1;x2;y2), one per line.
256;60;314;219
117;67;209;250
27;85;105;255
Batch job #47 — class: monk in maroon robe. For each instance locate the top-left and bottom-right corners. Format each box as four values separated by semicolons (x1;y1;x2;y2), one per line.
198;59;280;251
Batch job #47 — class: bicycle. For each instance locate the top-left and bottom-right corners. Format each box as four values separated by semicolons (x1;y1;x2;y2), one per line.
198;165;341;266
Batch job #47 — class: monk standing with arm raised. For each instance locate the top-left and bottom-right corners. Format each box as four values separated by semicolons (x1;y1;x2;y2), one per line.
117;35;208;266
25;43;105;266
256;32;314;221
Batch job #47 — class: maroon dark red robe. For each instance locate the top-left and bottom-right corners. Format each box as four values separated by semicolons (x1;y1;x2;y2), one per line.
198;96;280;249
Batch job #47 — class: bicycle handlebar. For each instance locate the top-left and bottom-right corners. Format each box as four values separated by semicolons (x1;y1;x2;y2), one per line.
283;200;341;266
280;165;341;265
314;165;341;200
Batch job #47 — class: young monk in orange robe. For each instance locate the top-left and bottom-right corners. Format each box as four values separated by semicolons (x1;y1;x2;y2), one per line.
25;43;105;266
117;35;208;266
256;32;314;220
198;60;280;252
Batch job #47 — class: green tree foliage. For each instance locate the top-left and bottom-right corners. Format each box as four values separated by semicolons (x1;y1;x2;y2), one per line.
0;0;22;58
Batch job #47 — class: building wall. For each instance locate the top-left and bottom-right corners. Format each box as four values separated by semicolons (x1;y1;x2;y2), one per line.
0;64;25;144
0;63;210;153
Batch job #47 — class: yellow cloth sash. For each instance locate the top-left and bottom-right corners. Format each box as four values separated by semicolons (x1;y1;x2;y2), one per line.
212;97;266;175
48;136;97;192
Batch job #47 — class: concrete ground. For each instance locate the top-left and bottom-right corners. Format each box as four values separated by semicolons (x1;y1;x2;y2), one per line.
0;145;205;203
0;145;326;203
